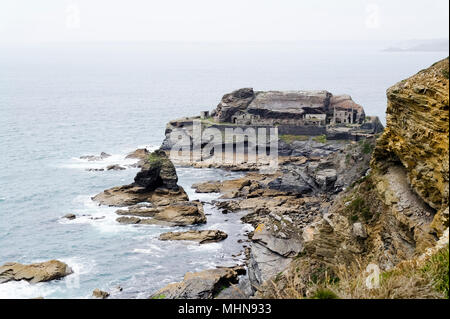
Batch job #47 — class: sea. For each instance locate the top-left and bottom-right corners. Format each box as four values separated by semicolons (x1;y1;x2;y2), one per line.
0;42;446;298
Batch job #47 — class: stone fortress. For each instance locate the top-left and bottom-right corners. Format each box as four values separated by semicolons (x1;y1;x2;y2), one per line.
210;88;366;126
161;87;383;154
201;88;383;139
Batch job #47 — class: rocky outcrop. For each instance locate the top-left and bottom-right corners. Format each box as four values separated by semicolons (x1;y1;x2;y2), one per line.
92;184;188;207
0;260;73;284
255;58;449;299
213;88;255;123
116;201;206;226
93;151;186;207
93;151;207;227
372;57;449;235
159;230;228;244
134;150;178;190
150;266;246;299
125;148;150;160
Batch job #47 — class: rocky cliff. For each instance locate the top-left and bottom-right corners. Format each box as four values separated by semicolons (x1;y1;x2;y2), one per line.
372;57;449;236
257;58;449;299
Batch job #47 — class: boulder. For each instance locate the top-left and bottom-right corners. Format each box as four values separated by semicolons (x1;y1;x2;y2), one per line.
149;266;246;299
92;289;110;299
314;169;338;191
0;260;73;284
159;230;228;244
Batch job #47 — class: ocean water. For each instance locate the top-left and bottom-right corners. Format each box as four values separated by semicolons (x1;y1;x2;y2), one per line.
0;42;447;298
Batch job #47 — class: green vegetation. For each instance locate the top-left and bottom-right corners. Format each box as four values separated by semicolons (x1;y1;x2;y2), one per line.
361;141;374;154
147;152;163;166
279;134;310;143
421;245;449;298
347;196;372;222
275;272;284;282
442;68;449;79
312;134;327;144
151;294;166;299
311;288;339;299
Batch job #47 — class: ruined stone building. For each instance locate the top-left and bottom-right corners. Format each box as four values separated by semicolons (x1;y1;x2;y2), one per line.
209;88;366;127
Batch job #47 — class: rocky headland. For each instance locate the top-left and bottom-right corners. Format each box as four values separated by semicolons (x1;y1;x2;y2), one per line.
149;58;449;299
75;58;449;299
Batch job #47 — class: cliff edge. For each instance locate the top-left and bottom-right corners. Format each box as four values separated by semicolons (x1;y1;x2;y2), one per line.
258;58;449;299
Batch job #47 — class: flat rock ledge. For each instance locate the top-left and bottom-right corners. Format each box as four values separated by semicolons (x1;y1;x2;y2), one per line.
0;260;73;284
150;266;246;299
159;230;228;244
116;201;206;226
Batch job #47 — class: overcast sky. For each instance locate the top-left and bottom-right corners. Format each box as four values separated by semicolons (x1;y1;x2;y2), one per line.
0;0;448;44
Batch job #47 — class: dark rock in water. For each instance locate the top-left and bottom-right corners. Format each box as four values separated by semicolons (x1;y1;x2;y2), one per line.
159;230;228;244
134;150;178;190
92;289;110;299
0;260;73;284
149;266;246;299
63;214;76;220
106;164;126;171
80;152;111;161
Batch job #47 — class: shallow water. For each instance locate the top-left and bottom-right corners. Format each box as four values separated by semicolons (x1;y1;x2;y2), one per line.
0;43;446;298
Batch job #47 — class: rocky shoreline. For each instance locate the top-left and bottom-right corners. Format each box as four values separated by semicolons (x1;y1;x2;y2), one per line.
2;58;447;299
144;59;448;299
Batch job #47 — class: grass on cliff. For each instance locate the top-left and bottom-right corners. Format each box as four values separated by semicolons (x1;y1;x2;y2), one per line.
312;135;327;144
147;152;164;166
263;245;449;299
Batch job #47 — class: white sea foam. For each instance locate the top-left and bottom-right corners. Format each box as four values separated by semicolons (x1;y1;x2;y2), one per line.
58;195;138;234
0;280;62;299
61;145;157;171
0;257;95;299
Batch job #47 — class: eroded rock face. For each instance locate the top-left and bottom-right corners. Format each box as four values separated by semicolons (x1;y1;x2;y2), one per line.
149;267;246;299
134;150;178;190
372;58;449;234
159;230;228;244
0;260;73;284
214;88;255;122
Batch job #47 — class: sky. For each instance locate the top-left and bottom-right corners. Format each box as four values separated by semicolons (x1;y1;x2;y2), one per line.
0;0;448;44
